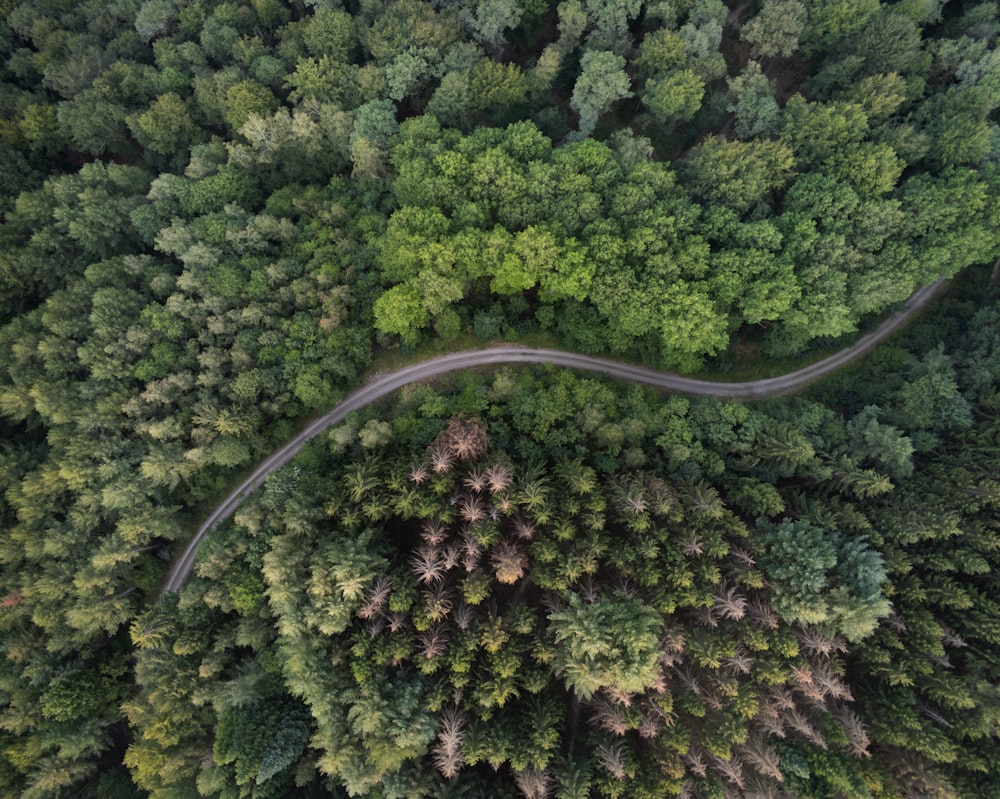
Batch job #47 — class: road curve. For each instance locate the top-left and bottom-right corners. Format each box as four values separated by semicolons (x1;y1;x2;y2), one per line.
161;278;946;594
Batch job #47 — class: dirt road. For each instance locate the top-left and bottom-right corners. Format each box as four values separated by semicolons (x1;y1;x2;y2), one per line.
161;278;946;593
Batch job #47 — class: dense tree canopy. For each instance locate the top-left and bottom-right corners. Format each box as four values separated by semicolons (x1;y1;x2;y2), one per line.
0;0;998;797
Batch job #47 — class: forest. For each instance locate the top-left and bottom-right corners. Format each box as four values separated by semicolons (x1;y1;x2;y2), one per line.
0;0;998;797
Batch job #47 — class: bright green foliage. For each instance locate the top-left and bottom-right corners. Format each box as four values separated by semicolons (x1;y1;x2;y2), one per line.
681;136;795;214
801;0;881;52
302;7;356;61
898;168;1000;284
843;72;910;122
0;0;999;797
642;69;704;126
285;56;360;108
760;520;839;626
127;92;199;158
633;28;687;80
377;119;743;368
17;103;66;155
224;79;279;131
374;283;429;342
781;96;871;171
548;592;662;699
468;60;527;120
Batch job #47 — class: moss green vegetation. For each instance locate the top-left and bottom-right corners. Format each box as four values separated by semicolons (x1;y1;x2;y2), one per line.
0;0;999;797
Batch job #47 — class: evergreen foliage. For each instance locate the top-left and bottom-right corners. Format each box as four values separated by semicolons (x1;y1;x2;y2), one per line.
0;0;998;796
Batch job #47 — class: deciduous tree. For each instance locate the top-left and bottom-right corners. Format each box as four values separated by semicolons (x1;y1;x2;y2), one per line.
569;50;632;140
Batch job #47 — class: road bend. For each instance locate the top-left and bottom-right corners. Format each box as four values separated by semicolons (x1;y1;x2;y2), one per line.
161;278;947;594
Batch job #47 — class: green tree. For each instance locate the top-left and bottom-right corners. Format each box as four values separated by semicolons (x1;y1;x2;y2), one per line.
285;56;360;108
302;7;357;61
224;79;278;131
134;0;179;43
678;0;728;80
843;72;909;123
658;280;729;367
889;346;973;442
848;9;929;79
460;0;523;52
17;103;66;156
548;591;662;699
781;96;869;170
633;29;687;80
426;71;475;130
351;99;399;180
802;0;880;52
643;69;704;126
469;60;527;121
740;0;808;58
56;91;133;156
127;92;198;159
213;694;311;792
727;61;781;139
581;0;642;54
374;283;429;342
757;518;890;641
569;50;632;140
845;405;915;480
47;162;152;260
362;0;461;64
917;86;994;168
681;136;795;215
384;48;436;102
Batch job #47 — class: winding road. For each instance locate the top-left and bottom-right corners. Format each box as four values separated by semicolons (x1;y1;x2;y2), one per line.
161;278;946;594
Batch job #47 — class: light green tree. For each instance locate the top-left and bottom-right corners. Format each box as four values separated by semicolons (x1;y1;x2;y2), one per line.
548;592;662;699
224;79;278;131
127;92;198;158
681;136;795;215
741;0;808;58
643;69;704;126
374;283;429;342
460;0;523;51
569;50;632;140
